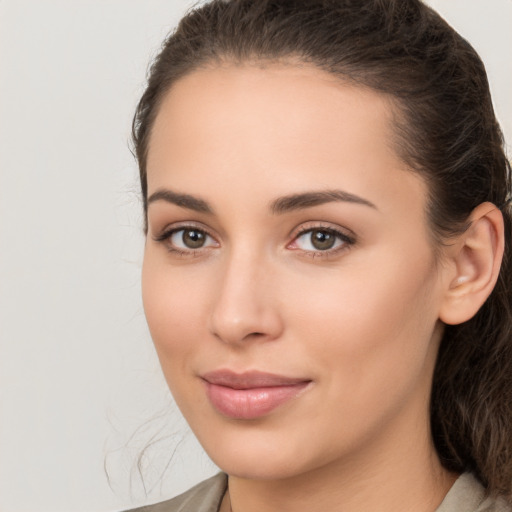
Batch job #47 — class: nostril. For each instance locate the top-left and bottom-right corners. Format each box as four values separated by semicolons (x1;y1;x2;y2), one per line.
240;331;266;342
208;280;284;344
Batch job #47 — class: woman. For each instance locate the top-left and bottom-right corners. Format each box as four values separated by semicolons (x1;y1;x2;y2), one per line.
128;0;512;510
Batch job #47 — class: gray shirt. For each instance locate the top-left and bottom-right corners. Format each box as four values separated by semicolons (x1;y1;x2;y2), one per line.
127;472;511;512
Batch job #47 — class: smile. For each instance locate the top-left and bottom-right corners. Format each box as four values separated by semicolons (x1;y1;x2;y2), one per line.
201;370;312;420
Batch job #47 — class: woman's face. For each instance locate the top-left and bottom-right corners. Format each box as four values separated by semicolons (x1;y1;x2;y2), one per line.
142;63;447;479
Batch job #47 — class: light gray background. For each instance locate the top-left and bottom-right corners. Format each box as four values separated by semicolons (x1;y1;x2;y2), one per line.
0;1;510;511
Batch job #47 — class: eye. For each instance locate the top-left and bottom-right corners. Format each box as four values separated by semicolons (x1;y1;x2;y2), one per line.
290;227;355;254
154;225;219;254
171;228;214;249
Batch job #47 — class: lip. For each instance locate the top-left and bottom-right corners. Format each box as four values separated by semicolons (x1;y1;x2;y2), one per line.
201;370;312;420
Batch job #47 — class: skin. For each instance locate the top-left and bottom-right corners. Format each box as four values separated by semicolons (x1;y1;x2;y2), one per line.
142;62;463;512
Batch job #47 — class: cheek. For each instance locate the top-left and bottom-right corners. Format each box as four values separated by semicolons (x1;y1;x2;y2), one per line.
141;254;209;366
283;248;440;395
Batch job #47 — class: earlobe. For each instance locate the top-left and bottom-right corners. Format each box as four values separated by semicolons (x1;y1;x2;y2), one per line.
439;202;505;326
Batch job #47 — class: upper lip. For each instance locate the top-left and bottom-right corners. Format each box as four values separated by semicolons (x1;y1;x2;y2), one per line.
201;370;311;390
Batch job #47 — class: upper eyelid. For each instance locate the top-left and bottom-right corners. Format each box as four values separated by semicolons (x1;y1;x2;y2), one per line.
291;222;356;240
292;228;355;246
152;221;217;240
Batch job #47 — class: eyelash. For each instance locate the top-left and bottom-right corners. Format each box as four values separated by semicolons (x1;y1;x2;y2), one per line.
153;223;356;259
153;223;218;258
289;225;356;258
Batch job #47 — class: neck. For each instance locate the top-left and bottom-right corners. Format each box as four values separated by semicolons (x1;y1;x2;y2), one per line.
224;406;457;512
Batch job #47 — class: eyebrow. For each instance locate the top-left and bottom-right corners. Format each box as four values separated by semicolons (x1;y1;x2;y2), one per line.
270;190;377;214
147;188;377;215
147;189;214;214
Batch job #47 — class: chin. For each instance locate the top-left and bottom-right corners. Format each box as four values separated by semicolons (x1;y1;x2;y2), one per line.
195;426;336;481
213;455;306;481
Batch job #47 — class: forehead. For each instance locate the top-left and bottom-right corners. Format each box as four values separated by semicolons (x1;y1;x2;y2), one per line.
148;62;396;168
146;62;425;218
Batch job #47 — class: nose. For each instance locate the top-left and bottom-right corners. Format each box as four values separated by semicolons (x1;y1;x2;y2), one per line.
209;250;284;345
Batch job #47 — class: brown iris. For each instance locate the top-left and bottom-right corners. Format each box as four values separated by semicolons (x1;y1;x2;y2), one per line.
182;229;206;249
310;229;336;250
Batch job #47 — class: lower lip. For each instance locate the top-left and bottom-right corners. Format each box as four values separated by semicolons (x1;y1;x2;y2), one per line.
204;381;310;420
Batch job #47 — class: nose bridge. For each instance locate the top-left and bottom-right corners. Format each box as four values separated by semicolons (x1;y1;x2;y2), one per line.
209;243;282;345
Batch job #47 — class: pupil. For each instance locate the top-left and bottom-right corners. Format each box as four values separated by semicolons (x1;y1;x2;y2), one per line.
183;229;205;249
312;229;335;250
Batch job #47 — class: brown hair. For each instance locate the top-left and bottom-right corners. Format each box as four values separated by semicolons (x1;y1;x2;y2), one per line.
132;0;512;499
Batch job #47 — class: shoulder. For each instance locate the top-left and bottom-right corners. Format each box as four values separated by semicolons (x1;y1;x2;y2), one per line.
124;473;228;512
436;473;512;512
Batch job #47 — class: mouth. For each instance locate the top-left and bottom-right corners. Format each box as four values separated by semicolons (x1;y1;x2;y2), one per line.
201;370;312;420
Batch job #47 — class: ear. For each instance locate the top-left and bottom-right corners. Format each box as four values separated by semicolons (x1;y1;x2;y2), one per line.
439;202;505;326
